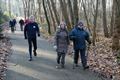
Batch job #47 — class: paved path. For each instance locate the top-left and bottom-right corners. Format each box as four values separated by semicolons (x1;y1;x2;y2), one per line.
5;27;102;80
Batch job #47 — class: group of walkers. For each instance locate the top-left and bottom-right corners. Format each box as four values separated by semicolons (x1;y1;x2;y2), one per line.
9;18;28;32
10;15;91;70
55;21;91;70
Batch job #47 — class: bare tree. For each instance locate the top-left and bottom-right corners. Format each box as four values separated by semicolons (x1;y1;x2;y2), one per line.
92;0;99;46
47;0;56;31
112;0;120;51
42;0;51;34
8;0;11;17
67;0;74;27
73;0;79;24
82;0;91;34
110;0;115;36
102;0;109;37
59;0;71;30
50;0;60;26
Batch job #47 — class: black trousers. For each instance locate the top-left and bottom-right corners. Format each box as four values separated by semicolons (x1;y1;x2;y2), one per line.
20;24;23;31
74;49;87;67
57;52;66;65
11;27;14;33
28;38;37;58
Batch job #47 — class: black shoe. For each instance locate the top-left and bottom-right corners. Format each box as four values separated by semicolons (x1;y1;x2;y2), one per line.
75;64;79;67
33;50;37;56
73;64;78;69
29;58;33;61
83;66;89;70
61;64;65;68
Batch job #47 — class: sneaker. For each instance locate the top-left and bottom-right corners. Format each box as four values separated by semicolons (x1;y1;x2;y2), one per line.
83;66;89;70
56;64;61;69
33;50;37;56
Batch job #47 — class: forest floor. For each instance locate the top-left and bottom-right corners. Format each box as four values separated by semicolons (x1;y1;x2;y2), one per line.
0;23;12;80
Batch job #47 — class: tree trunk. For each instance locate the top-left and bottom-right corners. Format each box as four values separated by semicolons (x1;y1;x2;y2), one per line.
8;0;11;17
50;0;60;26
59;0;71;30
22;0;27;19
47;0;56;31
102;0;109;37
82;0;91;35
73;0;79;24
112;0;120;51
92;0;99;46
42;0;51;34
110;0;115;36
37;0;42;23
67;0;74;27
27;0;30;18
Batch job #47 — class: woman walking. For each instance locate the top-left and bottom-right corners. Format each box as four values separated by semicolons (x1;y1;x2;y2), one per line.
55;22;69;68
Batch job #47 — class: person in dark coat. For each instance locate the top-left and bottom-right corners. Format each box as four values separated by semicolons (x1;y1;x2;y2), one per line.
25;18;30;25
24;15;40;61
69;21;91;70
19;19;24;31
13;19;17;25
9;20;14;33
55;22;69;68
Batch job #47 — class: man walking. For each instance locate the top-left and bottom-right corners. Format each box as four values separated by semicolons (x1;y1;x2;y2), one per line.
19;19;24;31
24;15;40;61
69;21;91;70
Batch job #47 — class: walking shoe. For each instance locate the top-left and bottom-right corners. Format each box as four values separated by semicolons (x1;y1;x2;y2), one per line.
33;50;37;56
75;64;79;67
73;63;78;69
56;64;61;69
29;58;33;61
83;66;89;70
61;64;65;68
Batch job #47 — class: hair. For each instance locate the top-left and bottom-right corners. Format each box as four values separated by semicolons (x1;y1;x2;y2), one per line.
29;15;35;20
59;21;67;29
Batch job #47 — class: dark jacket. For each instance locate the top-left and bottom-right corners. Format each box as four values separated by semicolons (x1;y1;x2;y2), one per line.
13;19;17;26
9;20;14;27
19;19;24;25
69;27;91;50
55;29;69;53
24;22;40;39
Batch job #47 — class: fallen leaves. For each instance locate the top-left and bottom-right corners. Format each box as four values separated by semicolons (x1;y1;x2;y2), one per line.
0;37;12;80
88;37;120;80
0;23;12;80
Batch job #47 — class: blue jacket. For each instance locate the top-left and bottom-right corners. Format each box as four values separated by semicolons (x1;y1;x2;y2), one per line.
24;22;40;39
69;27;91;50
9;20;14;27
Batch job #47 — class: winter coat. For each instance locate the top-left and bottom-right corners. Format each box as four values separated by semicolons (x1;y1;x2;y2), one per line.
55;29;69;53
24;22;40;39
13;19;17;26
69;27;91;50
19;19;24;25
9;20;14;27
